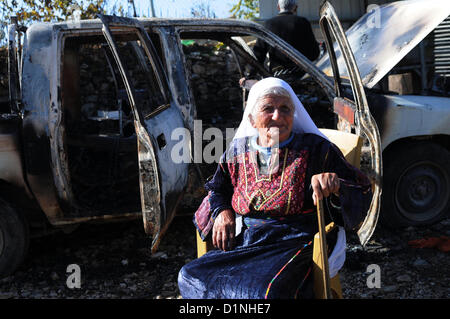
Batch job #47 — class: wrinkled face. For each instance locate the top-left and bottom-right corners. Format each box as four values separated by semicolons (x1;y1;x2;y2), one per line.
249;94;295;146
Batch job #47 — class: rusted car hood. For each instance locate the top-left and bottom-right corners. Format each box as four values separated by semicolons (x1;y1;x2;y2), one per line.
316;0;450;89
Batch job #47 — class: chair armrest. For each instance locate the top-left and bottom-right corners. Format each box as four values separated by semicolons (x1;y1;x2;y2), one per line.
196;230;214;258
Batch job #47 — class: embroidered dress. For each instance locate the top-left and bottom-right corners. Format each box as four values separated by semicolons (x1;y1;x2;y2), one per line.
178;133;372;299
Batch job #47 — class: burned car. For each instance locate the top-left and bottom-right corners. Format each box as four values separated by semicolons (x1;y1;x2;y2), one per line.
0;0;448;278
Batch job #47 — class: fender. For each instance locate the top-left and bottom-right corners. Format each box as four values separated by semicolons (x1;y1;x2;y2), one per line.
368;94;450;151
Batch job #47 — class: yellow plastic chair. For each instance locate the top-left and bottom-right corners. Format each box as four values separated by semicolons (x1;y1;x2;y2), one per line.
313;129;363;299
195;129;363;299
196;230;213;258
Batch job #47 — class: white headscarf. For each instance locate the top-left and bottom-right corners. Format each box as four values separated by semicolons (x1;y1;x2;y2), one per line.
234;77;328;141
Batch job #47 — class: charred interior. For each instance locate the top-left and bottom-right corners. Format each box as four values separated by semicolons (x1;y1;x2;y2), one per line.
181;33;334;139
180;31;335;129
181;32;335;128
62;34;141;216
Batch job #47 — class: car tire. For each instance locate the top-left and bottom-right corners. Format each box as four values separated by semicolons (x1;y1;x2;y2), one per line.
381;142;450;228
0;198;29;278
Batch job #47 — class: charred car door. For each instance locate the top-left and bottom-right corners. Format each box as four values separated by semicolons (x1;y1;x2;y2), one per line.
99;15;189;251
319;2;382;246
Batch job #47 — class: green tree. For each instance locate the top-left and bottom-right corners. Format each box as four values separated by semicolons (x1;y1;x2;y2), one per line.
191;1;217;19
0;0;108;45
229;0;259;20
0;0;107;24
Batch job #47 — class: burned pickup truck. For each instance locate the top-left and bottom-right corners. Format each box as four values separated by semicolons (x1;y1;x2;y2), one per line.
1;0;449;278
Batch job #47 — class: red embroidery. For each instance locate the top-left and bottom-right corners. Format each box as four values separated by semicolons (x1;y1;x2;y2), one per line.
229;148;309;217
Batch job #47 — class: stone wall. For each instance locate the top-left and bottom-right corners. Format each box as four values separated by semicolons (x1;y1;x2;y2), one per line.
182;42;244;131
179;42;247;211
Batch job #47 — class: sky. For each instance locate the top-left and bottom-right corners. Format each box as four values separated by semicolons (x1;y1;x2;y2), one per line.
124;0;238;19
0;0;239;44
3;0;239;20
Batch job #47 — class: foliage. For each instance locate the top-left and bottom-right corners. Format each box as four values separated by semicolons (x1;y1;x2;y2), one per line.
190;1;216;19
229;0;259;20
0;0;119;46
0;0;107;24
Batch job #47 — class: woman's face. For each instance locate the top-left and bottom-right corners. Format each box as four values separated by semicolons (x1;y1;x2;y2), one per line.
250;94;294;146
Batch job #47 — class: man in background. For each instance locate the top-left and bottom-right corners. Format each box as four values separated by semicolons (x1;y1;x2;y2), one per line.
253;0;320;75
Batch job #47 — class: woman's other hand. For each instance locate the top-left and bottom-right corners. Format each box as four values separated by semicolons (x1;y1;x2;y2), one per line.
212;209;236;251
311;173;340;205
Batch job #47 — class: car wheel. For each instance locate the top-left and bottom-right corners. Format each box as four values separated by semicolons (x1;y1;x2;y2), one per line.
381;142;450;228
0;198;29;278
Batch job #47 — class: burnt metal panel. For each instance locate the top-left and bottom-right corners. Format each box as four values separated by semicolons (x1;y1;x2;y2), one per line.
316;0;450;89
7;20;20;113
320;2;382;246
157;26;196;130
21;23;66;223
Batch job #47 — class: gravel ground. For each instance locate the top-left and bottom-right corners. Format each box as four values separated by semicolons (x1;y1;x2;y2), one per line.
0;214;448;299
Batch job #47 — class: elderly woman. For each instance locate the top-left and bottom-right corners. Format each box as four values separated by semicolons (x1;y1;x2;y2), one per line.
178;77;372;299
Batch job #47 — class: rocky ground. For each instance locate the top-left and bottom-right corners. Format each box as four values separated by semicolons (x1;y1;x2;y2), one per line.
342;217;449;299
0;212;448;299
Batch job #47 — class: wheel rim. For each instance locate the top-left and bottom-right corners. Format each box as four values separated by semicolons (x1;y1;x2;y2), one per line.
395;160;449;223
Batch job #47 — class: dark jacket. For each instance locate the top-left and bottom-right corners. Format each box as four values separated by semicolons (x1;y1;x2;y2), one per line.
254;12;320;70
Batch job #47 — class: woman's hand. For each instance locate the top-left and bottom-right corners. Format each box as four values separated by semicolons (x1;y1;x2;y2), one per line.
212;209;236;251
311;173;340;205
